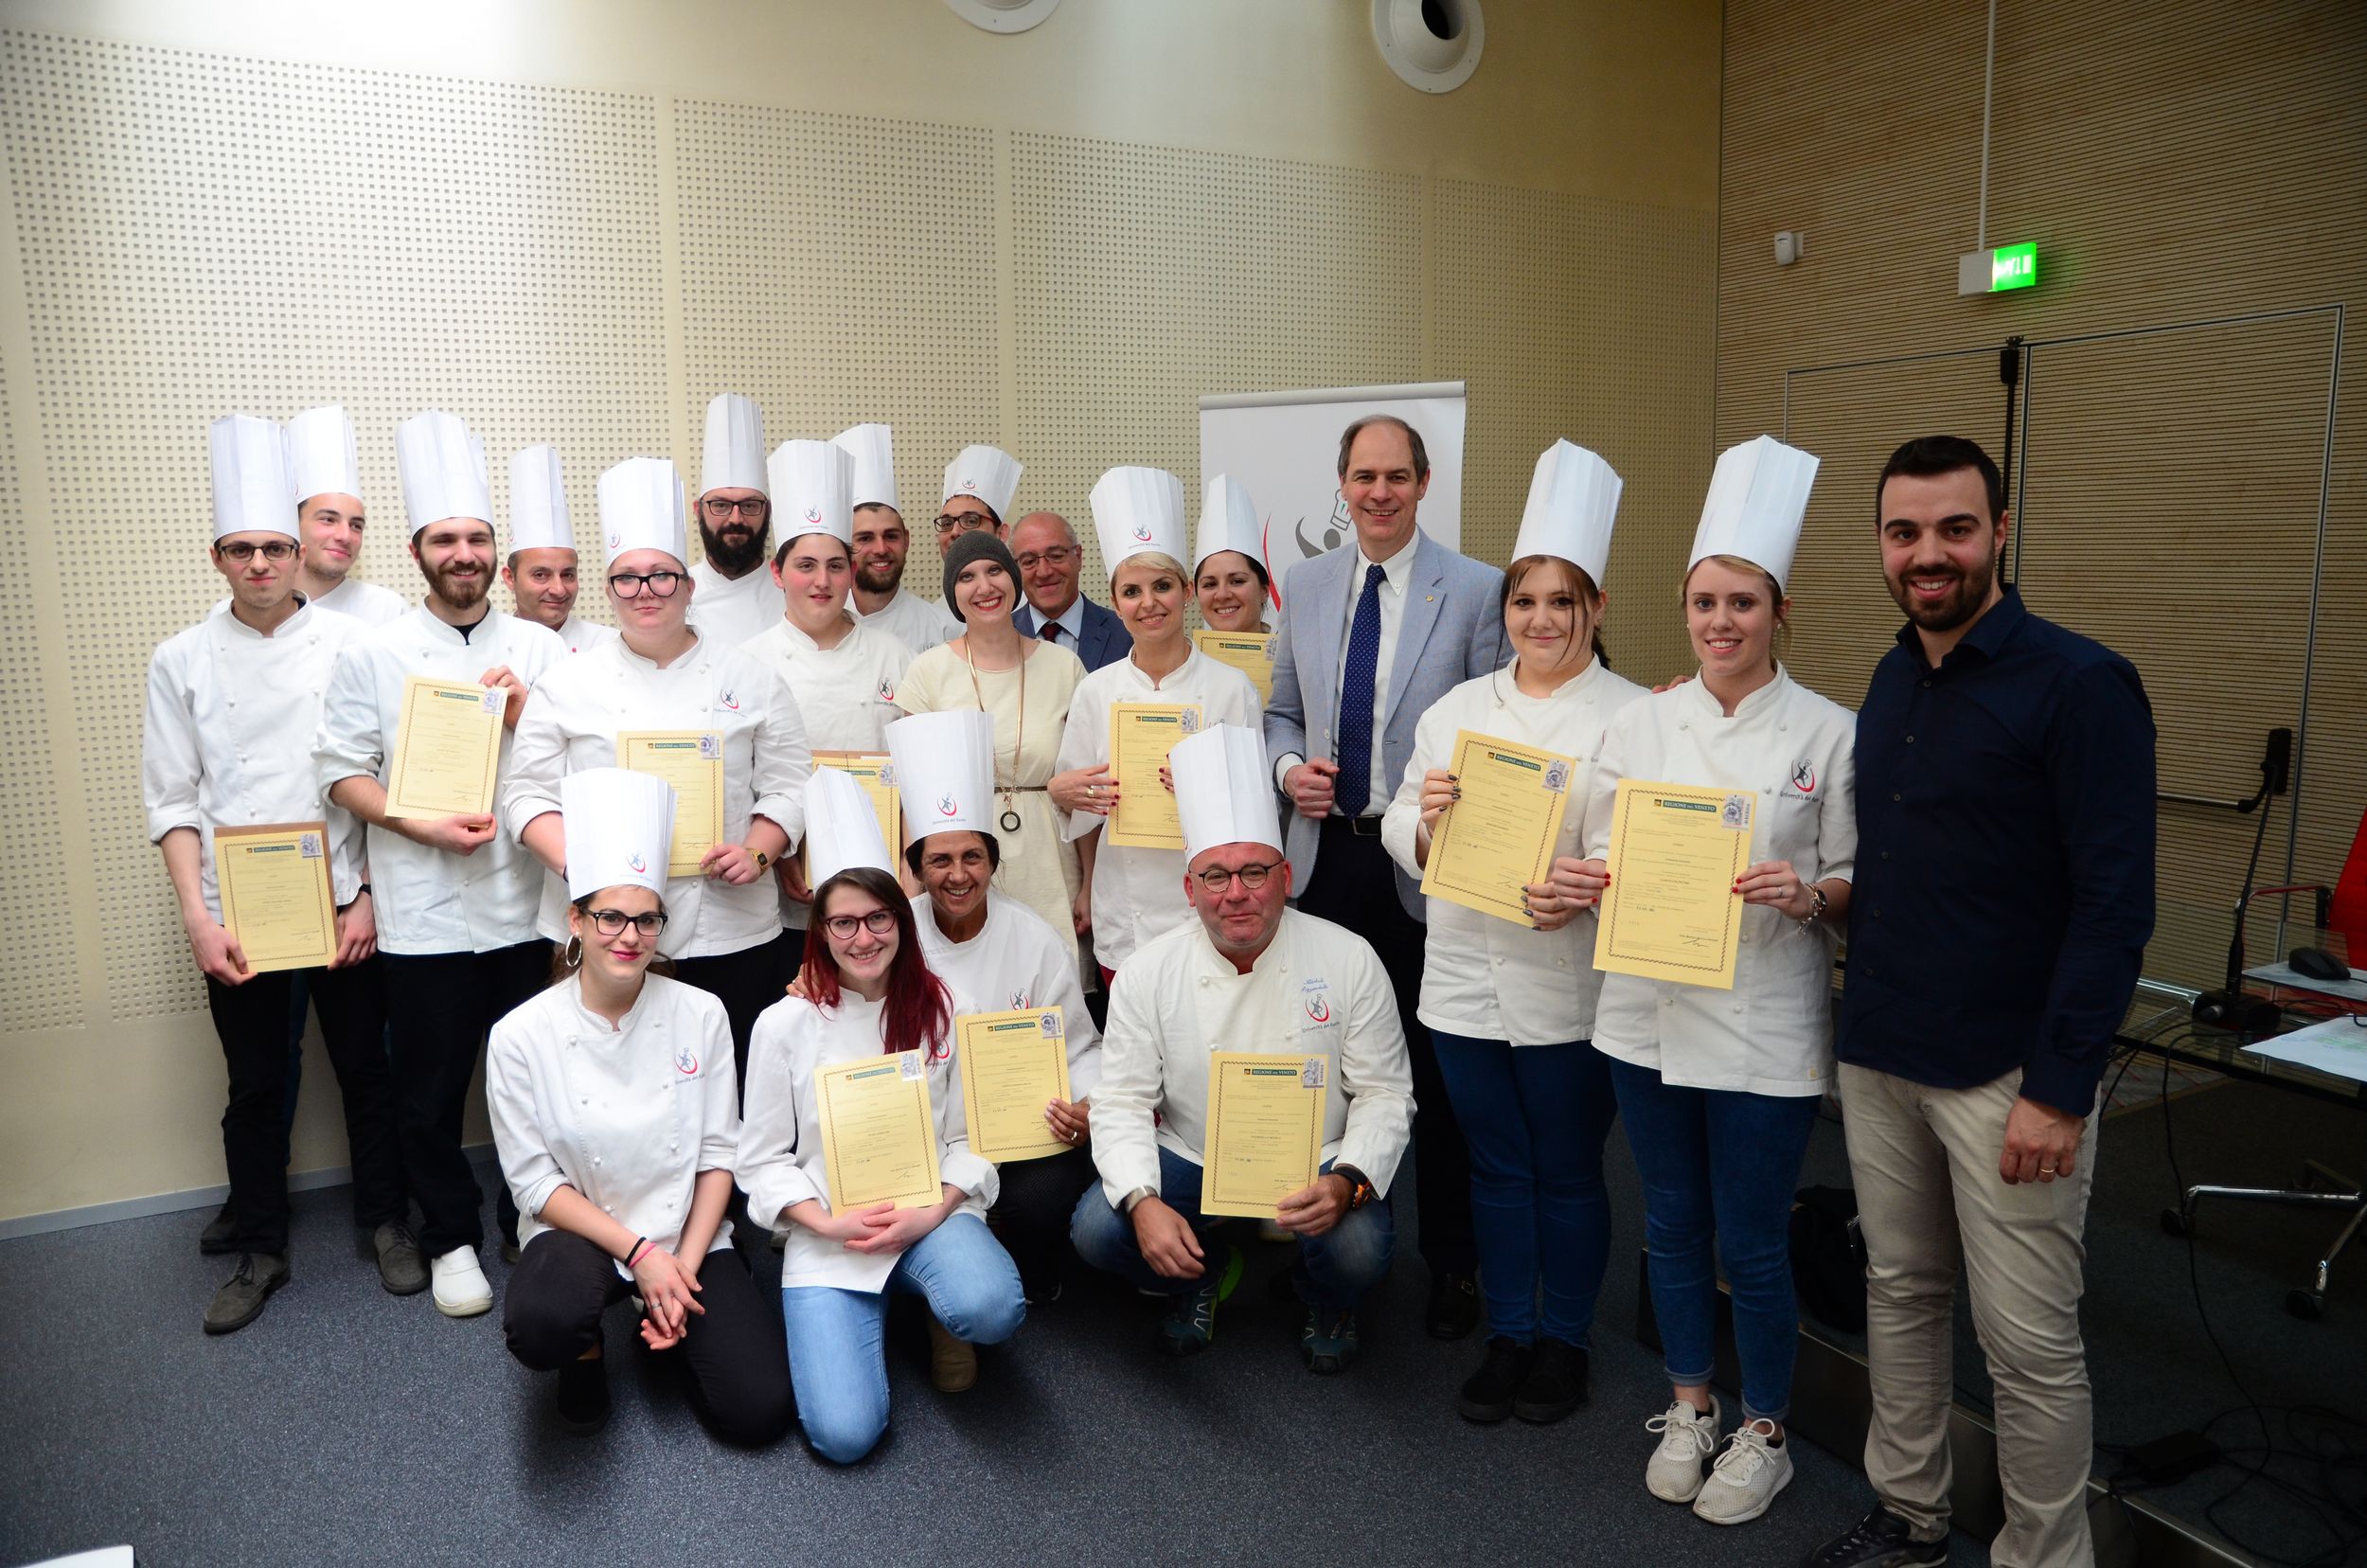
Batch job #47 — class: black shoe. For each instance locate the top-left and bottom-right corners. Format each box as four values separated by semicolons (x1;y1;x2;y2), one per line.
1456;1335;1535;1423
557;1355;611;1433
1425;1273;1481;1340
1800;1506;1949;1567
1513;1336;1589;1424
199;1200;239;1256
203;1253;289;1335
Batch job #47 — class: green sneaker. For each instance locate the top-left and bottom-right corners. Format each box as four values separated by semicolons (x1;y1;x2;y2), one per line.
1158;1244;1244;1358
1300;1305;1361;1374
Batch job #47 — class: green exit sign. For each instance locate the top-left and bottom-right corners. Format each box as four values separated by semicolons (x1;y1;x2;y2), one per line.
1991;242;2038;290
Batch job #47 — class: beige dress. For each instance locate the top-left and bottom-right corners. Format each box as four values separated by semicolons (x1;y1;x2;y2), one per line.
897;638;1089;977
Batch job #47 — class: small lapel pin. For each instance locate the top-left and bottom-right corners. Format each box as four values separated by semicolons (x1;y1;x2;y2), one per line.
1426;594;1435;602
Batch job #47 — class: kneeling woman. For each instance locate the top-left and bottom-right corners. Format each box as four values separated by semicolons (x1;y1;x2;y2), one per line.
489;769;792;1442
739;849;1023;1465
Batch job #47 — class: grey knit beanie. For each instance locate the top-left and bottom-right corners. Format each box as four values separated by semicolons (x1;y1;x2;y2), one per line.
942;529;1021;619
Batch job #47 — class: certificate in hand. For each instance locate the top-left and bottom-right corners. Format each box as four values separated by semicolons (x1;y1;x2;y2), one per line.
1418;728;1575;927
618;730;725;876
814;1050;944;1211
803;752;900;884
214;821;337;973
384;675;506;819
954;1006;1072;1163
1192;630;1277;704
1201;1051;1328;1219
1593;778;1753;989
1105;702;1203;850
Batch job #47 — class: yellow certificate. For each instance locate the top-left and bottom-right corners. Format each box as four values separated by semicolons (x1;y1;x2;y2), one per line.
618;730;724;876
1105;702;1203;850
1193;629;1277;704
814;1050;944;1211
384;675;505;819
1419;728;1575;926
1201;1051;1328;1219
804;751;901;884
214;821;337;973
955;1006;1073;1163
1593;778;1754;989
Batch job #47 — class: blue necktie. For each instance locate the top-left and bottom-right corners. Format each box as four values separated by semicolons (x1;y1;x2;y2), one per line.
1333;562;1385;818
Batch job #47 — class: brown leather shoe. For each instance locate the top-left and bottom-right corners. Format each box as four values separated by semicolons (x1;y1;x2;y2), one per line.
926;1316;978;1393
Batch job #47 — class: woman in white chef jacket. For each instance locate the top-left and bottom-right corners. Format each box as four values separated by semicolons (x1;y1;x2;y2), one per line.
1569;437;1855;1528
890;711;1102;1314
1192;473;1273;635
1050;469;1260;984
738;439;916;930
503;457;812;1084
1381;441;1645;1429
489;769;793;1442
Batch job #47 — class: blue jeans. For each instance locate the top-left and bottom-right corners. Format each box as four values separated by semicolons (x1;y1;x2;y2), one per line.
1605;1055;1821;1423
1069;1145;1395;1313
1432;1032;1618;1346
778;1213;1024;1465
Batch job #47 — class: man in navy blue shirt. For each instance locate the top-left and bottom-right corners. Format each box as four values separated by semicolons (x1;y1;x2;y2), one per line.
1804;437;2154;1568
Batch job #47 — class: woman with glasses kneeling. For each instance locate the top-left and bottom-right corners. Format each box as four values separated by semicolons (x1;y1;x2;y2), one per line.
739;802;1023;1465
489;769;792;1440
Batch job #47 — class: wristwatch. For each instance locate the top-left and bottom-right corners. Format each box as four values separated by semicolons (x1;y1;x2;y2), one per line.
1331;1164;1376;1210
751;847;771;871
1120;1185;1158;1215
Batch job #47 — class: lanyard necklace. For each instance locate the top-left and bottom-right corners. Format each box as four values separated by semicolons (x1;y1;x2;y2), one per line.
962;638;1029;833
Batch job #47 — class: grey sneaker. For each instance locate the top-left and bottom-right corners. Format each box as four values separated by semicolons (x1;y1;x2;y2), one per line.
372;1221;429;1295
204;1253;289;1335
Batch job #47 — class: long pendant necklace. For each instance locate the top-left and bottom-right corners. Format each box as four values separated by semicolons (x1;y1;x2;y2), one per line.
963;639;1029;833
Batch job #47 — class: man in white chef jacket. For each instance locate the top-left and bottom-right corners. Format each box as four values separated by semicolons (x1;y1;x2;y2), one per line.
932;443;1021;562
317;409;566;1320
501;444;614;655
147;415;416;1334
285;404;408;628
1073;723;1414;1374
685;393;789;650
837;422;957;650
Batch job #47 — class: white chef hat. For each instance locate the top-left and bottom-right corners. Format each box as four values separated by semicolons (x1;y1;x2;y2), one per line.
395;410;492;536
1512;439;1623;588
701;393;767;497
288;404;362;508
1171;723;1279;864
831;423;898;512
941;444;1023;523
1688;435;1820;591
209;414;296;543
598;456;689;567
561;766;675;902
884;710;998;844
1090;466;1188;578
1193;473;1269;580
768;439;854;549
806;766;894;887
507;445;573;555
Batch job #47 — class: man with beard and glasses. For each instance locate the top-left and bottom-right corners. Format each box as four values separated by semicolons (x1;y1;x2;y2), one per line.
318;410;565;1322
837;422;957;651
284;404;408;629
1801;436;2154;1568
685;392;789;651
502;445;614;655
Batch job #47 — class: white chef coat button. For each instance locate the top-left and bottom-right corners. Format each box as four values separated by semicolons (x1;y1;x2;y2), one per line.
1732;1004;1744;1015
1762;786;1772;794
1492;956;1504;968
592;1156;602;1167
603;1205;614;1215
227;698;237;707
1663;995;1675;1008
1555;958;1567;969
1779;723;1788;732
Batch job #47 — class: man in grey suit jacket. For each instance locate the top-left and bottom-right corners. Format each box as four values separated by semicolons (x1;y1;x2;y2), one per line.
1265;415;1504;1340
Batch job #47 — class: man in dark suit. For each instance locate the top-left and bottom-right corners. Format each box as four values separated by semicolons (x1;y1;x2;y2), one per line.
1012;510;1130;670
1265;414;1504;1341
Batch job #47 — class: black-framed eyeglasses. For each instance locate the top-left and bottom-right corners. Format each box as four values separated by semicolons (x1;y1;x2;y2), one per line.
823;909;899;939
1014;546;1078;571
218;540;296;562
935;512;995;537
703;497;768;519
608;570;685;598
1195;861;1278;894
587;908;667;938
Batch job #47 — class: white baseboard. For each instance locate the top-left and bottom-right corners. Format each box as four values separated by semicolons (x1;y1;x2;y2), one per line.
0;1142;497;1242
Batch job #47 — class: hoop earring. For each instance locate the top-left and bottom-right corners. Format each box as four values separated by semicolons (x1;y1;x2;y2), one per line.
563;935;583;969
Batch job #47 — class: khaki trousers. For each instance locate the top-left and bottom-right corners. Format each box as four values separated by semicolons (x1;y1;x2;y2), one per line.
1838;1062;2100;1568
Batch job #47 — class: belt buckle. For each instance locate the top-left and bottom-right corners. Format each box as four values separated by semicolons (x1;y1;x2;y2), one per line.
1344;814;1384;838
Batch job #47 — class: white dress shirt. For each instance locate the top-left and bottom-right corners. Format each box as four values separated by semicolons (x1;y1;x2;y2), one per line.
686;561;788;653
916;891;1103;1098
489;972;739;1274
737;990;997;1292
851;586;959;651
1272;531;1420;811
1582;668;1859;1096
1053;648;1264;970
553;614;618;655
501;631;812;959
1381;657;1647;1046
1090;907;1415;1207
308;576;409;628
316;607;566;954
145;599;367;916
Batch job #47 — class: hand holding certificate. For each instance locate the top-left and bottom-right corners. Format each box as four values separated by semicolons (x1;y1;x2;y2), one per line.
1418;729;1575;926
814;1051;943;1211
955;1007;1073;1162
384;676;506;819
1593;778;1753;989
1201;1052;1328;1219
1105;703;1203;850
618;730;725;876
1192;630;1276;704
214;821;337;973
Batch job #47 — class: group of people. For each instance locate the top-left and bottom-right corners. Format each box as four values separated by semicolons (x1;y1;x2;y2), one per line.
146;392;2155;1568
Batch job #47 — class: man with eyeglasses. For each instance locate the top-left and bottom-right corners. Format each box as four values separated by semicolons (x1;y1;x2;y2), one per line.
933;441;1023;567
836;423;958;651
147;415;416;1334
684;392;789;651
1074;723;1412;1373
317;410;566;1322
285;404;408;629
1010;510;1129;672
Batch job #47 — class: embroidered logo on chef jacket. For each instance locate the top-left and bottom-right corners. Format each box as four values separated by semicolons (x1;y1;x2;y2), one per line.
718;687;740;712
1790;758;1818;795
878;678;897;704
674;1042;698;1076
1301;977;1333;1025
1007;988;1033;1009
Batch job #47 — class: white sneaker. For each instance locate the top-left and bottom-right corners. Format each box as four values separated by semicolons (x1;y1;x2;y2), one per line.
1644;1395;1722;1501
429;1246;493;1318
1693;1417;1793;1524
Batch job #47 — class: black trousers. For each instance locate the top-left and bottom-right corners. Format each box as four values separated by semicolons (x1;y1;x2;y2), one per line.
381;941;551;1256
204;957;404;1256
673;931;796;1104
991;1146;1095;1296
504;1230;793;1447
1293;815;1478;1276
